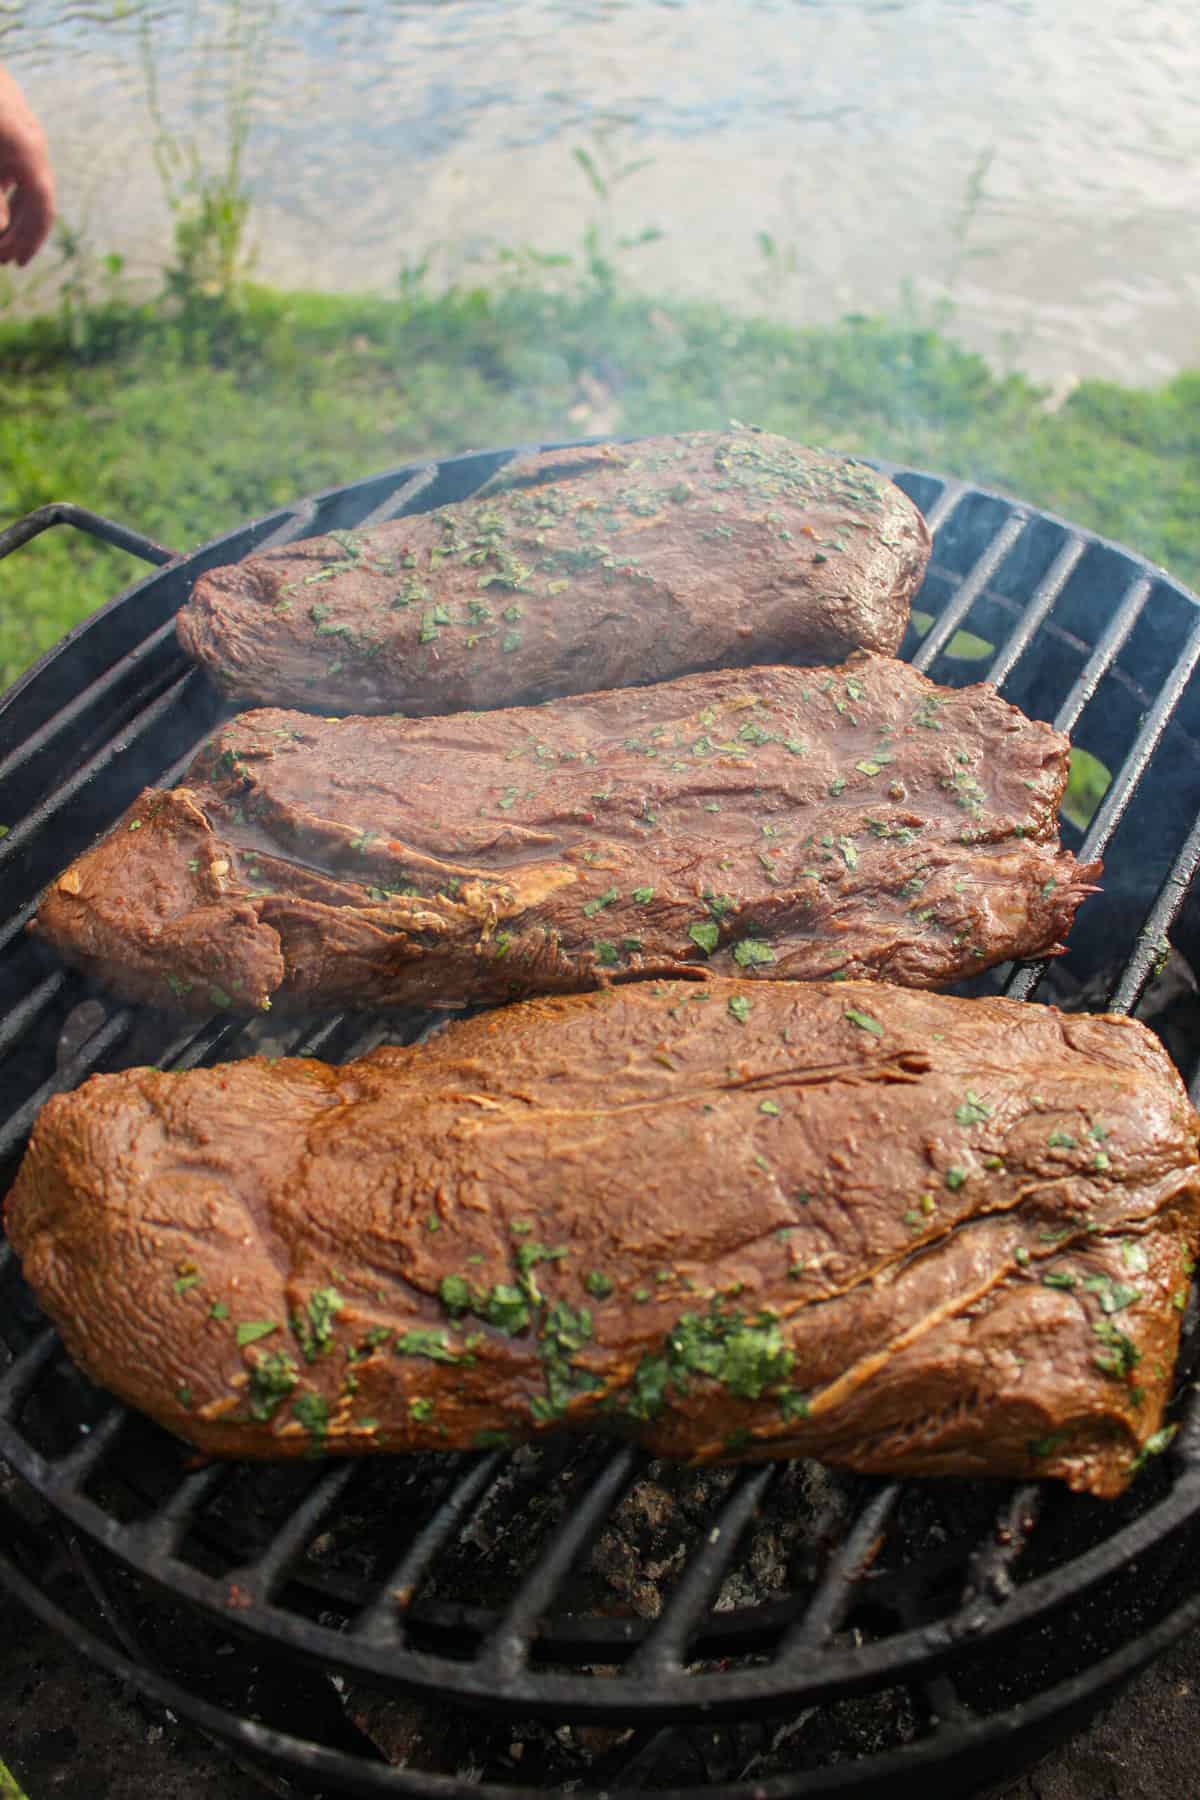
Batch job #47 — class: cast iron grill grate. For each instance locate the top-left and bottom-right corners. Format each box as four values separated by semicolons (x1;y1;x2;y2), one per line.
4;445;1200;1796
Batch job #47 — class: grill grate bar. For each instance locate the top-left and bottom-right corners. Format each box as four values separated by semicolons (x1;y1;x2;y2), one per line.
629;1466;777;1675
1074;613;1200;864
984;535;1087;692
252;504;318;554
126;1462;230;1560
287;1014;355;1060
0;617;183;793
0;896;43;962
1050;575;1152;738
1110;806;1200;1017
0;1011;133;1165
910;511;1028;674
0;668;201;882
961;1484;1042;1611
157;1015;247;1072
0;969;66;1065
354;465;439;528
352;1451;504;1646
922;1672;970;1729
338;1017;407;1062
476;1443;639;1680
917;480;965;539
0;1324;59;1418
777;1482;900;1656
153;728;230;795
1006;606;1200;1005
231;1461;359;1601
42;1404;127;1488
589;1725;682;1789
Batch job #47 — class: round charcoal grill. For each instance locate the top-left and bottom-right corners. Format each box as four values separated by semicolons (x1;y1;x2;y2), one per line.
4;445;1200;1798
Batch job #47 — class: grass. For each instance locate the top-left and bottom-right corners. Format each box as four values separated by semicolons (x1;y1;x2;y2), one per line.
2;275;1198;691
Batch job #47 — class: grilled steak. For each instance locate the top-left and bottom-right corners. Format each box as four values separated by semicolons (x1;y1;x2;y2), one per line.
8;979;1198;1495
32;656;1098;1017
175;431;930;715
30;658;1101;1015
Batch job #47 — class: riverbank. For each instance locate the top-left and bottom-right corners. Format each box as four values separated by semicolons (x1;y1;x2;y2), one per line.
2;274;1197;690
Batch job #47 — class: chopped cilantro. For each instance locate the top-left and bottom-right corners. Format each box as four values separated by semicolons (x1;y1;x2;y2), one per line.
484;1285;532;1335
582;886;619;918
1130;1424;1178;1473
292;1392;329;1443
473;1428;514;1450
438;1275;475;1316
247;1349;299;1421
1092;1317;1141;1379
292;1287;342;1361
394;1329;464;1363
688;920;720;956
733;938;776;967
778;1390;811;1421
236;1320;279;1347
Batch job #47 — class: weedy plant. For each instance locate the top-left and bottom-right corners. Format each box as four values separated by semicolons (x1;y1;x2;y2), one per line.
943;145;997;298
138;0;271;314
571;127;665;295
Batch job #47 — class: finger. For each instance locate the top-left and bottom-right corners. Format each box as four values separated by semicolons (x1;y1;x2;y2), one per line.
0;183;54;266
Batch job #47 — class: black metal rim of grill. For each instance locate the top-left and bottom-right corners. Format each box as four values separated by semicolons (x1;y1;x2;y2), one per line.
5;440;1200;1796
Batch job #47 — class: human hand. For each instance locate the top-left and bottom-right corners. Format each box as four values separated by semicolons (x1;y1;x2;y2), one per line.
0;65;55;266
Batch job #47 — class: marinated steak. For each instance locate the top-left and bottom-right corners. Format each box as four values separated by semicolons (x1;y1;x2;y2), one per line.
32;656;1098;1017
175;431;930;715
8;979;1198;1496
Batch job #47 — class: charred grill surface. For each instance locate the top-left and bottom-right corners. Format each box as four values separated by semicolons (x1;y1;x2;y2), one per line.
8;978;1198;1496
175;432;930;716
30;655;1097;1016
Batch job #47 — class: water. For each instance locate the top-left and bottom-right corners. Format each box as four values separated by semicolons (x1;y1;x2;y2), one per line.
4;0;1199;384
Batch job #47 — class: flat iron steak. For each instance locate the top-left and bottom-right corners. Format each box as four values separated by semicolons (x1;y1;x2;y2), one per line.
175;430;930;715
31;655;1098;1016
7;979;1198;1497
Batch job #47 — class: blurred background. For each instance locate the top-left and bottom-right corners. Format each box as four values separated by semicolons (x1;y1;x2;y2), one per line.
1;0;1197;681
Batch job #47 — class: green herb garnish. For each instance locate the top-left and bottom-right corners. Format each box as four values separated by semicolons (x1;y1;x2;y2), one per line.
733;938;776;967
236;1320;279;1347
688;920;720;956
